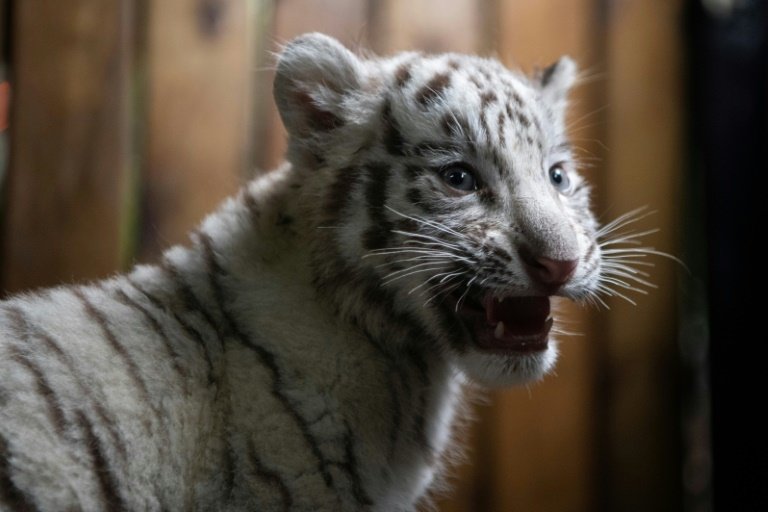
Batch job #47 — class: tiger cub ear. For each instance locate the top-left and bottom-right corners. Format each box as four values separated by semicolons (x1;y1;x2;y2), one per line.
274;33;363;139
535;56;577;118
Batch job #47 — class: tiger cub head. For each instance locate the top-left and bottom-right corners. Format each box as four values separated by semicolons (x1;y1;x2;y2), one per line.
274;33;603;387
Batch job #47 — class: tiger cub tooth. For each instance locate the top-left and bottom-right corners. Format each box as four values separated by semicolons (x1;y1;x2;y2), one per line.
494;321;505;338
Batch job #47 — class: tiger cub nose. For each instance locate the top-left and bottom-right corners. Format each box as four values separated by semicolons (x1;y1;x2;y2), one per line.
519;247;578;289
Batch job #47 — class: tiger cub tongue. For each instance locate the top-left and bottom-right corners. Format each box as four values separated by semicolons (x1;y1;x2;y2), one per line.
483;296;551;335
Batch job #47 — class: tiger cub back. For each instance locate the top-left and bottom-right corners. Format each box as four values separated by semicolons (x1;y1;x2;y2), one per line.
0;33;617;511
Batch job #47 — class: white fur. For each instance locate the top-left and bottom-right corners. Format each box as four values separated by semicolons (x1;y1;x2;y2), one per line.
0;34;609;511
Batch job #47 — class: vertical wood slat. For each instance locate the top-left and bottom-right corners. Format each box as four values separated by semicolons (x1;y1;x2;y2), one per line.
1;0;134;294
138;0;254;262
244;0;276;177
602;0;684;510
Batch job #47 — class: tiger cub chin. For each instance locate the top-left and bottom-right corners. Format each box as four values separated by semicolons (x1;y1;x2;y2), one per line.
0;33;611;511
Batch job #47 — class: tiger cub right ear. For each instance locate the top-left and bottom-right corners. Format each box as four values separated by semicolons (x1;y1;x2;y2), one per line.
274;33;363;139
535;56;577;120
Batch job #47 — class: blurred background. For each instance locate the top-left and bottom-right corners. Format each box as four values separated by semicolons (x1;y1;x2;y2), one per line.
0;1;764;511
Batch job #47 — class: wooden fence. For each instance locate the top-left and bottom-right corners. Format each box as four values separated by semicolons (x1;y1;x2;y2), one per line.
0;1;686;510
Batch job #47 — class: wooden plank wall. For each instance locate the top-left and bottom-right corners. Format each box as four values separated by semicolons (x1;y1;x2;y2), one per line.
0;1;685;510
139;0;254;261
2;0;134;292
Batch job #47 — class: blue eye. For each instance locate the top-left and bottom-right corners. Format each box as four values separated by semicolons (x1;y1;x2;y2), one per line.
440;165;477;192
549;163;571;193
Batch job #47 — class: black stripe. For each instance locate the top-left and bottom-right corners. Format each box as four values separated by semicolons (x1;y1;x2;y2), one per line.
406;187;441;216
406;187;422;207
363;163;392;252
10;349;67;437
340;421;373;506
382;99;406;156
113;289;187;381
197;232;336;489
247;440;293;511
76;411;126;512
0;434;38;511
7;308;67;438
361;333;406;462
405;348;436;463
168;244;237;498
394;218;421;234
127;277;216;386
11;308;128;459
323;166;364;220
74;289;155;408
316;258;437;462
159;258;224;337
488;147;506;184
222;437;236;500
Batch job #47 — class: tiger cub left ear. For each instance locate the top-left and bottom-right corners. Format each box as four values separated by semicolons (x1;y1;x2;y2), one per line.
274;33;364;138
536;56;577;107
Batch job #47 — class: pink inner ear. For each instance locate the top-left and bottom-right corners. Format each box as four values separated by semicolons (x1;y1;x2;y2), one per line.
294;90;343;132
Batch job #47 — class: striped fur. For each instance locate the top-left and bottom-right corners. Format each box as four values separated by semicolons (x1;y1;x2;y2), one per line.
0;34;628;511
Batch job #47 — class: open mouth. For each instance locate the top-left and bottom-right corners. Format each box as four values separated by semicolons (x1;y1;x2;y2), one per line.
453;292;552;353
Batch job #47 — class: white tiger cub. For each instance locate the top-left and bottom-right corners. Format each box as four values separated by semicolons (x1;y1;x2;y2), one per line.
0;33;612;511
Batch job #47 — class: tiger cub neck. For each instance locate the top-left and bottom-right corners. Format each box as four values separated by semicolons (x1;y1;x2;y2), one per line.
186;164;465;504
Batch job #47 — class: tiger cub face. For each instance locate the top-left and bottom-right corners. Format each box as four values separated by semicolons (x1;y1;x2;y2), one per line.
275;34;602;386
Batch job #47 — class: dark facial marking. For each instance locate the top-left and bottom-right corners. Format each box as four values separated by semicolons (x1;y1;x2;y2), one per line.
410;141;461;158
382;99;406;156
468;75;484;91
323;167;364;219
497;111;507;148
517;112;531;129
395;63;412;88
363;163;393;251
480;91;497;107
403;164;423;181
441;114;477;156
416;72;451;106
477;187;497;207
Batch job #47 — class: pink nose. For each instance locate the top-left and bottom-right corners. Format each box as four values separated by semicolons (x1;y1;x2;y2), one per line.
519;248;578;289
